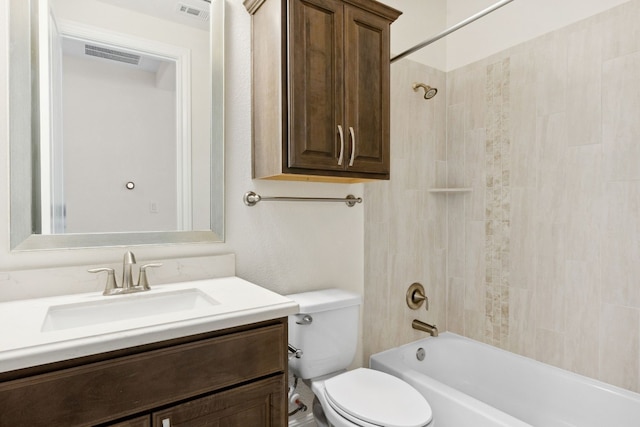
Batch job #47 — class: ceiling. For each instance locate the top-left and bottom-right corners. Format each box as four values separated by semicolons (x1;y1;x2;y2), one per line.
96;0;211;31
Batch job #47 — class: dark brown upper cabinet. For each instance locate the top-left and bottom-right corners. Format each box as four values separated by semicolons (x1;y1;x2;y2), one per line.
245;0;401;182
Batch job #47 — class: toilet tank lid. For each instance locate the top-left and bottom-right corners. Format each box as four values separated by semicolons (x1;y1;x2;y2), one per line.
286;289;362;313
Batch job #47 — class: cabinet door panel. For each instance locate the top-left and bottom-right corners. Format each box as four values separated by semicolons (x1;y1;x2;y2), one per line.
152;375;285;427
344;5;390;176
289;0;345;171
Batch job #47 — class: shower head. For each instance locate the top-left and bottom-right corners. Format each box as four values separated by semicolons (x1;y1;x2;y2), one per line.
412;83;438;100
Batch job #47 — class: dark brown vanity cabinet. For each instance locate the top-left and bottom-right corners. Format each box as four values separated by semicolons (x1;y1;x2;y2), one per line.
0;319;287;427
151;376;284;426
245;0;401;182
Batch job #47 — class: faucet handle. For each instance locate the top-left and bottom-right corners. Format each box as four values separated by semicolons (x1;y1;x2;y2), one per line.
406;282;429;311
88;267;119;295
138;263;162;290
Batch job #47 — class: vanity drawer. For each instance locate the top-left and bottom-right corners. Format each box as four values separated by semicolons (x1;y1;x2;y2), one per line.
0;322;286;426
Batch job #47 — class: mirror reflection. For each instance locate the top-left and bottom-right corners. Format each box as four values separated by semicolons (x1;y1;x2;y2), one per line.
42;0;211;234
56;39;183;233
9;0;224;250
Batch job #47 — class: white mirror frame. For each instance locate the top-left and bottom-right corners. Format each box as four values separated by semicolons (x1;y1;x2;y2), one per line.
8;0;225;250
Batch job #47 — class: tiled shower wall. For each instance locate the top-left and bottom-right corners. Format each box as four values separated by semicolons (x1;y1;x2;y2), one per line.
363;60;447;358
365;0;640;393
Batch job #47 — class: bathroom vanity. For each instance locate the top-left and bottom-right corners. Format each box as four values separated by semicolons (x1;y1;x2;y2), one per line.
0;277;298;426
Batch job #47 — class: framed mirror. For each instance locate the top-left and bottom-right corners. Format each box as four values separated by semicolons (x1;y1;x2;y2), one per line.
9;0;224;250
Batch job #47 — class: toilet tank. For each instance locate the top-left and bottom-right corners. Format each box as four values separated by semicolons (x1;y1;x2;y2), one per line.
287;289;362;380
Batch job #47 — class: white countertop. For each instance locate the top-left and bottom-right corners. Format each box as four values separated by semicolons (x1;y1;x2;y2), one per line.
0;276;299;373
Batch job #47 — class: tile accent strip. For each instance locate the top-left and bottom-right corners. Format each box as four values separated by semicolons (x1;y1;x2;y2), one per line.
485;58;511;347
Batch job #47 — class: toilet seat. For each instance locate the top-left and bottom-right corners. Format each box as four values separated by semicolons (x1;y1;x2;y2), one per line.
323;368;432;427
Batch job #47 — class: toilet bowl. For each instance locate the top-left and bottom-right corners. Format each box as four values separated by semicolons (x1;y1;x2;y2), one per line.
287;289;432;427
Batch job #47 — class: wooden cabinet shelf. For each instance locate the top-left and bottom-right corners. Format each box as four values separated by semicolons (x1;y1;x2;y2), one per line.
245;0;401;182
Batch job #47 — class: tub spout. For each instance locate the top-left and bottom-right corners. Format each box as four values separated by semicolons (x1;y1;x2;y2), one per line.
412;319;438;337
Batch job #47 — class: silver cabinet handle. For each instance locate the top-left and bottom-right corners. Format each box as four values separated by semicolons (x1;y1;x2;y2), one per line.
348;126;356;167
337;125;345;166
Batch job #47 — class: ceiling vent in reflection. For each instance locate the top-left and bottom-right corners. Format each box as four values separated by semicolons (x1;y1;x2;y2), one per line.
176;3;210;21
84;44;141;66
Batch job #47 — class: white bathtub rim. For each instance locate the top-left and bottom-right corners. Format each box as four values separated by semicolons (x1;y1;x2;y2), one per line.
371;332;640;426
392;365;529;427
397;332;640;402
370;348;530;427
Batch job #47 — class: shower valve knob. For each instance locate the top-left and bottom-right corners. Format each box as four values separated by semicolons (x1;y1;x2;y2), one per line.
406;282;429;311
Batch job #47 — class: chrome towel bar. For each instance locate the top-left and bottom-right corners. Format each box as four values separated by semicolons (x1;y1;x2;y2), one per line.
243;191;362;207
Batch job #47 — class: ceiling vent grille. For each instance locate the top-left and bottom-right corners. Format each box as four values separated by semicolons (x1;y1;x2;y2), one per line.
85;44;141;66
176;3;210;21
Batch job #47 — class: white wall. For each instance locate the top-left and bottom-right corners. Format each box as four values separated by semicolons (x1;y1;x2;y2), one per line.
62;56;177;233
0;0;364;336
384;0;447;71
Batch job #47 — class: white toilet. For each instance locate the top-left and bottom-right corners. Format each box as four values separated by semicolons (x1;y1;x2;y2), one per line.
287;289;433;427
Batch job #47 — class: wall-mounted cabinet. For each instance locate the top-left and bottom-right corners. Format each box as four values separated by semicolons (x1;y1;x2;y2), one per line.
245;0;401;182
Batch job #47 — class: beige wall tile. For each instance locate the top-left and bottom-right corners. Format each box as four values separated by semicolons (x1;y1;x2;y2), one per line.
535;328;565;368
508;188;537;290
509;287;537;358
602;182;640;308
599;304;639;391
447;104;466;188
603;52;640;181
564;260;600;378
364;58;447;361
365;3;640;394
464;221;485;314
465;129;486;222
447;196;465;278
601;0;640;61
447;277;465;334
566;23;603;147
534;32;567;116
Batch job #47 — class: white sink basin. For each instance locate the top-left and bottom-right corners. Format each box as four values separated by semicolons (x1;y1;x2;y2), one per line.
41;288;219;332
0;276;299;374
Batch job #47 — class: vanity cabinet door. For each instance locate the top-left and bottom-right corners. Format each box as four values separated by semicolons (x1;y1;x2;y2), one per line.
152;375;285;427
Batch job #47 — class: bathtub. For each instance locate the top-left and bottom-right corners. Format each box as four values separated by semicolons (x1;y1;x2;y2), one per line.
370;332;640;427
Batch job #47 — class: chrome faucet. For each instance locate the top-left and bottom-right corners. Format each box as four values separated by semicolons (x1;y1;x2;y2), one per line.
412;319;439;337
122;251;137;290
88;251;162;296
